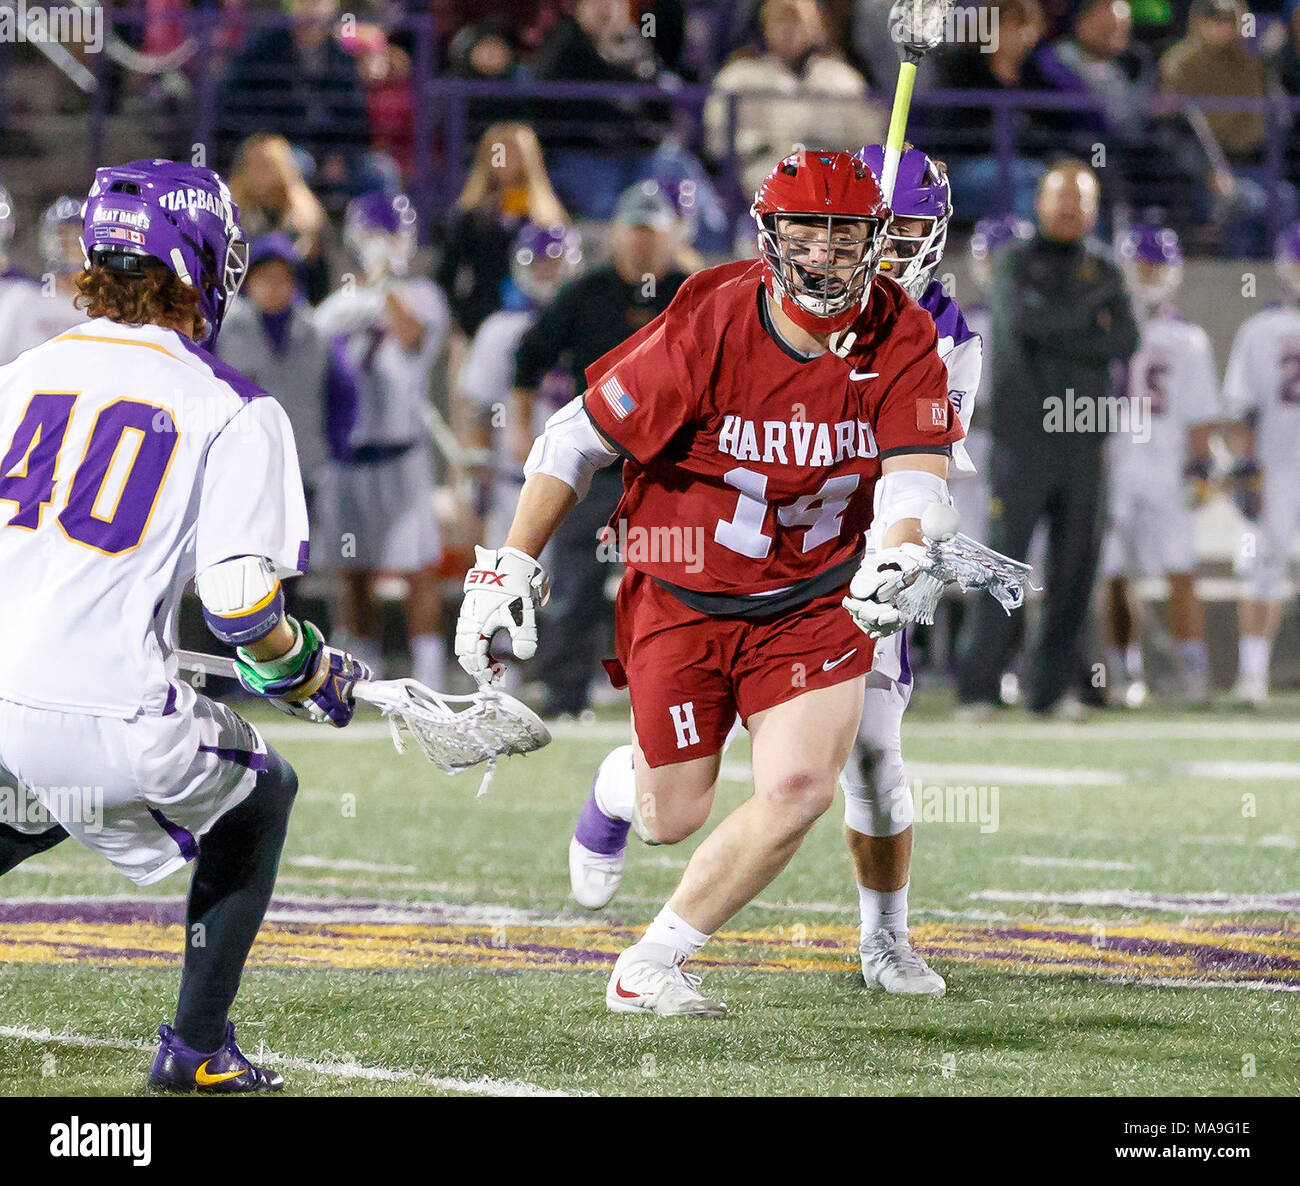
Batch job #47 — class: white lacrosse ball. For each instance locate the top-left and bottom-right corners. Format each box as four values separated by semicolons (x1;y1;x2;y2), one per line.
921;503;960;542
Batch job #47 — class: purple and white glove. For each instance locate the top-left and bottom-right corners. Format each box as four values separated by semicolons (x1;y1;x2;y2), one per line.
234;619;372;727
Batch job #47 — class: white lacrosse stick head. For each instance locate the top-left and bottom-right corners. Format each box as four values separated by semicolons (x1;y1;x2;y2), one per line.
888;0;952;54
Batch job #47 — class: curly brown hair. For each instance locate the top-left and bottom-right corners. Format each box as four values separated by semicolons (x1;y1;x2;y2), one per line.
74;263;205;341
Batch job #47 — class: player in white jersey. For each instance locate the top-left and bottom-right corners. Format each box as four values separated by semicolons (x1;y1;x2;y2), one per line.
1221;222;1300;705
314;192;451;688
0;196;89;365
1101;225;1218;706
0;160;370;1092
456;222;582;545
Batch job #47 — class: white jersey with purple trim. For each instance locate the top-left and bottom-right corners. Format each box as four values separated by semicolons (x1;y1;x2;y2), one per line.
315;277;450;449
0;318;308;717
870;280;984;682
1222;303;1300;470
1109;307;1219;492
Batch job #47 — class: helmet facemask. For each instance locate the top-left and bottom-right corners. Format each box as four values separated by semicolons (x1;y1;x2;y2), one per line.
758;212;887;325
880;210;948;300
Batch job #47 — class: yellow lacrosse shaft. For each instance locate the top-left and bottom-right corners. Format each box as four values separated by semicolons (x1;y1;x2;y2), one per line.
879;55;919;205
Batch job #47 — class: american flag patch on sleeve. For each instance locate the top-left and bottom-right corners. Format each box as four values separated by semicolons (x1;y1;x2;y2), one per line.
600;375;637;421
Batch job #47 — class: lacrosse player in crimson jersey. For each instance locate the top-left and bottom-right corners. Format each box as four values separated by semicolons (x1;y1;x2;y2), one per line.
456;152;964;1016
0;160;371;1089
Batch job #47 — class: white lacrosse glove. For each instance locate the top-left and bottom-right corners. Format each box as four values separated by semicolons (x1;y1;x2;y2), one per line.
455;545;550;680
843;543;928;639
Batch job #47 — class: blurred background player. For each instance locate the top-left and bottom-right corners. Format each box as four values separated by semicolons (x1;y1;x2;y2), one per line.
1102;225;1218;707
826;144;980;995
1221;222;1300;706
315;192;451;687
511;181;688;718
955;160;1139;719
455;221;583;547
217;232;360;625
0;196;89;364
0;160;370;1091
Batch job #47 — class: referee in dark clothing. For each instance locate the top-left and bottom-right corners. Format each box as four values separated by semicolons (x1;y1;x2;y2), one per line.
956;159;1139;717
513;183;689;716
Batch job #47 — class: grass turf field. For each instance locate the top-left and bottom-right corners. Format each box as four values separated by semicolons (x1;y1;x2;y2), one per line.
1;689;1297;1097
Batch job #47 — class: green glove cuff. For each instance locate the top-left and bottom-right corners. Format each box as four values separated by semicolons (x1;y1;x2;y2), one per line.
235;617;322;693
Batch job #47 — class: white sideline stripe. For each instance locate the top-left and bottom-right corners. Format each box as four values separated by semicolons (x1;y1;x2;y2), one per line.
998;856;1142;870
1172;761;1300;781
287;856;419;874
968;889;1300;913
721;760;1124;786
0;1026;583;1096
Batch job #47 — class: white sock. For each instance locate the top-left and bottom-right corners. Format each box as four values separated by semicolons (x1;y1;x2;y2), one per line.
1124;644;1143;682
1178;638;1209;696
593;745;636;823
859;881;909;934
640;904;711;963
1239;635;1271;685
410;633;446;689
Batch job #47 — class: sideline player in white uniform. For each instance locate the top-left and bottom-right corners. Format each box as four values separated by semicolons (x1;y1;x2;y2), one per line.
315;192;451;688
1222;222;1300;705
1101;225;1217;706
0;196;89;364
564;145;977;998
0;160;370;1092
455;222;582;545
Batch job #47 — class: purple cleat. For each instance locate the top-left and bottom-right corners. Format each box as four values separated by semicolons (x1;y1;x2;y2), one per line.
148;1022;284;1094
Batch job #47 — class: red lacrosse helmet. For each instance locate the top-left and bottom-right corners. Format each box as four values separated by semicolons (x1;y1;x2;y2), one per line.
752;151;892;335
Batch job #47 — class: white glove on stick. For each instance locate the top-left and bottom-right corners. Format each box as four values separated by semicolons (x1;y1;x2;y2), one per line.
843;543;927;639
455;545;550;679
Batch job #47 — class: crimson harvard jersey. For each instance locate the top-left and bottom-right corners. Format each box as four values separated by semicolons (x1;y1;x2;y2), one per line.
582;258;962;595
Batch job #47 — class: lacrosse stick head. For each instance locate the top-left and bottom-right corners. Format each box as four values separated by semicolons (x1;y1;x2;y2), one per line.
358;678;550;775
888;0;952;55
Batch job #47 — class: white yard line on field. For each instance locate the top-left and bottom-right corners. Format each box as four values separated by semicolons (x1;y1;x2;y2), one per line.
1171;761;1300;781
286;856;419;874
720;760;1125;786
997;856;1143;870
0;1026;585;1096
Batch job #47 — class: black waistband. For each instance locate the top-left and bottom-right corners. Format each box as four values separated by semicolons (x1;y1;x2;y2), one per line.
651;554;862;620
350;442;415;464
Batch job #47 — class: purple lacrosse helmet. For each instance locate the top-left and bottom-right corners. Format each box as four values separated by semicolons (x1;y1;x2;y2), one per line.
1276;221;1300;296
344;191;417;281
855;144;951;299
1119;224;1183;306
81;159;247;348
511;222;582;304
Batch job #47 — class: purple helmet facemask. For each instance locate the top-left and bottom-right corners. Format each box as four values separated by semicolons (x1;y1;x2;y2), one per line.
855;145;951;299
511;222;582;304
81;159;248;349
1276;221;1300;298
1119;224;1183;308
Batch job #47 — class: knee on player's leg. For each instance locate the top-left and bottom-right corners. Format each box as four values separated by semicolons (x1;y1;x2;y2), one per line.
840;742;914;838
756;766;838;833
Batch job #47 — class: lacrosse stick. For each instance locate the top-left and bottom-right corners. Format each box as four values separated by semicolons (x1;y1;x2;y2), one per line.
175;650;550;798
879;0;954;203
881;504;1038;626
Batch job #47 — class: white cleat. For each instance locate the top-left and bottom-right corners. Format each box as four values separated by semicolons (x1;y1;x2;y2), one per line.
569;837;625;910
859;928;947;997
605;948;728;1018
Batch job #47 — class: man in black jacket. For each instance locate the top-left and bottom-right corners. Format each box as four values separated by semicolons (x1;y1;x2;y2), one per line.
955;159;1139;717
512;184;688;716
